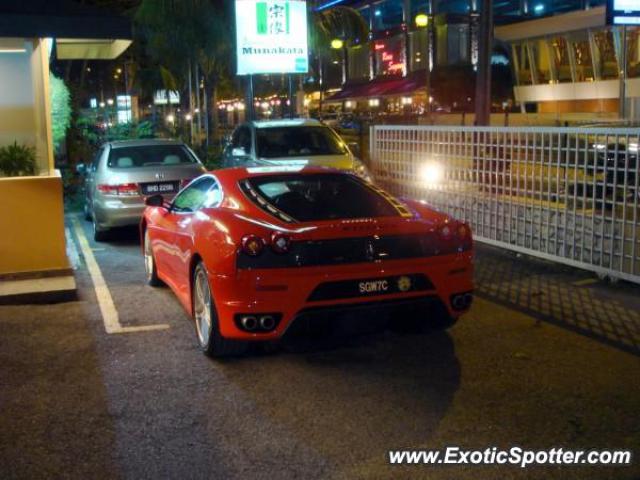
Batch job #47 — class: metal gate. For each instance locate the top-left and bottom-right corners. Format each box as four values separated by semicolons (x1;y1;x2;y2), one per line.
369;125;640;284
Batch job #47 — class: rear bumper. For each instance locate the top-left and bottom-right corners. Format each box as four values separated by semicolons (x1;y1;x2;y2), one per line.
94;199;145;228
93;193;175;229
210;252;473;340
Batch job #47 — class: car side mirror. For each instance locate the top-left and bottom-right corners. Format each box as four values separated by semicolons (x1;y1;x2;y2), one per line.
76;163;87;175
348;142;361;159
232;147;247;157
145;194;165;208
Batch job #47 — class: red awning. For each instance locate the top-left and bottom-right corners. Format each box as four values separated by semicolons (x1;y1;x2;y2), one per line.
325;72;427;101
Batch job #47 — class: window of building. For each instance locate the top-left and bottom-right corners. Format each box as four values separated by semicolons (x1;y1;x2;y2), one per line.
512;42;533;85
529;38;551;83
374;34;405;76
592;28;619;80
348;45;370;81
372;0;404;31
568;32;594;82
627;27;640;78
447;23;470;65
410;0;429;21
358;5;371;29
409;29;428;72
549;36;573;82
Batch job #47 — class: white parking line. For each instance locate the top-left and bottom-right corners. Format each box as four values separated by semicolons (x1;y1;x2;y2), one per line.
70;217;170;334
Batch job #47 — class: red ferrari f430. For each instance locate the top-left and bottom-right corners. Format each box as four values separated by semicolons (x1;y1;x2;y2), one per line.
141;167;473;357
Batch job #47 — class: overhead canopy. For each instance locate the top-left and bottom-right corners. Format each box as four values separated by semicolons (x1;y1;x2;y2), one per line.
326;71;427;101
0;0;132;59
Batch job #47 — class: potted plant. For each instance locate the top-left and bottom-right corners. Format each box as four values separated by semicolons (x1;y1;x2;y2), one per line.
0;141;37;177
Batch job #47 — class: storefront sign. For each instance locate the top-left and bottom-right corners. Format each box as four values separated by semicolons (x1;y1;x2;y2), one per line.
235;0;309;74
607;0;640;24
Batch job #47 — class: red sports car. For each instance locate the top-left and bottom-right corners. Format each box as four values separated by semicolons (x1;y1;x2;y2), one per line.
141;166;473;357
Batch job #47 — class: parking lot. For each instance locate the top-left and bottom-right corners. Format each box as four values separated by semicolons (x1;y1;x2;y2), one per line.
0;214;639;480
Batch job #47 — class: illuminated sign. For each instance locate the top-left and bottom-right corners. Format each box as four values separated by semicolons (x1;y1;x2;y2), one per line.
154;90;180;105
375;38;404;76
607;0;640;24
235;0;308;75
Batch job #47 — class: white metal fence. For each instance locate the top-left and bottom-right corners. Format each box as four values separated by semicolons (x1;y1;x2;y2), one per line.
369;125;640;284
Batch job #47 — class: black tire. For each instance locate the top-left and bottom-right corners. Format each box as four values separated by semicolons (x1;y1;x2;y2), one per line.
143;229;163;287
93;218;109;242
83;200;92;221
192;262;247;358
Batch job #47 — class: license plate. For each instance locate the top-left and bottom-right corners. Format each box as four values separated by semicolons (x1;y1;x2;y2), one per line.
142;182;176;195
307;274;433;302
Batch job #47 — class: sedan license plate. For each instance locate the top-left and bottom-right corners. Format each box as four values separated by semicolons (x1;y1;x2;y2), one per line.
142;182;177;195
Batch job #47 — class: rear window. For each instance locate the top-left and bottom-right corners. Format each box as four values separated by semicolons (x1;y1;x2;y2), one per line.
256;126;348;159
242;173;399;222
108;145;197;168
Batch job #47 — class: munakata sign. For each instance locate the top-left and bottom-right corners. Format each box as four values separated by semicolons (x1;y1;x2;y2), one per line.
235;0;308;75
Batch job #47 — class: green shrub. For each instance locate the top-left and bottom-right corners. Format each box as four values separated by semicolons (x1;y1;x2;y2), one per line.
0;142;37;177
50;73;71;153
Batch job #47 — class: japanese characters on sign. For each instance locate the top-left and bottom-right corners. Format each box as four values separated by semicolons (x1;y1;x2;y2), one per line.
236;0;309;75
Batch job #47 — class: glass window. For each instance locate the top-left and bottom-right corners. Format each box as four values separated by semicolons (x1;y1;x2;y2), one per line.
107;145;198;169
172;177;215;212
374;34;405;77
255;126;348;159
627;27;640;78
568;32;594;82
409;29;428;72
512;43;533;85
550;36;572;82
373;0;404;31
347;45;370;81
592;28;618;79
447;24;470;65
358;6;371;29
246;173;400;221
530;39;551;83
410;0;429;21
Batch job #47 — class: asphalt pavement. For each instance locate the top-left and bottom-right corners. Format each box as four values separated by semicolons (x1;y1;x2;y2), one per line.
0;214;639;480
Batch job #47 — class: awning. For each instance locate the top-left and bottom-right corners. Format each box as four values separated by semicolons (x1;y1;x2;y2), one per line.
325;71;427;101
0;0;132;60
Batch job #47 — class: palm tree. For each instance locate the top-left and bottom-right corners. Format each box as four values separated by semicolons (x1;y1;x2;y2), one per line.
135;0;233;144
309;6;369;113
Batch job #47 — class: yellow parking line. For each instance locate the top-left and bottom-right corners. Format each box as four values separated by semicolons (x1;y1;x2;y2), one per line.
71;217;169;334
572;278;598;286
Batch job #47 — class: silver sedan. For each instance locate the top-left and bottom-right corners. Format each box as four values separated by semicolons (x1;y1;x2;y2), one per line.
78;139;206;241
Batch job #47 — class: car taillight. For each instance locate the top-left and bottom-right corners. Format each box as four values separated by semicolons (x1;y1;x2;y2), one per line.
97;183;139;196
270;232;291;254
241;234;265;256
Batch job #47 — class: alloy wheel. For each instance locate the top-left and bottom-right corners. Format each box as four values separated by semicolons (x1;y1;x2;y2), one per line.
194;268;212;347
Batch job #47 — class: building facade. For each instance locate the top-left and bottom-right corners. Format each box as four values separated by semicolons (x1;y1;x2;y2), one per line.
315;0;623;117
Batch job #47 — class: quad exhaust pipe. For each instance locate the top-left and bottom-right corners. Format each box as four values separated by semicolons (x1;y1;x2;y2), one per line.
259;315;276;331
240;315;258;331
237;314;279;332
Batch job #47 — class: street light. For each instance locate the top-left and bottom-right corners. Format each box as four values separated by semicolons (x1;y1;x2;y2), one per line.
331;38;347;84
106;98;114;106
415;13;432;116
415;13;429;27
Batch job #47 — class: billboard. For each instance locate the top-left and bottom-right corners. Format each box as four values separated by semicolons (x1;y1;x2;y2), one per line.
235;0;308;75
607;0;640;24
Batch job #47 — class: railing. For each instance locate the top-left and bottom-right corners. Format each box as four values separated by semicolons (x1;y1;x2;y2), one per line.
370;125;640;284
